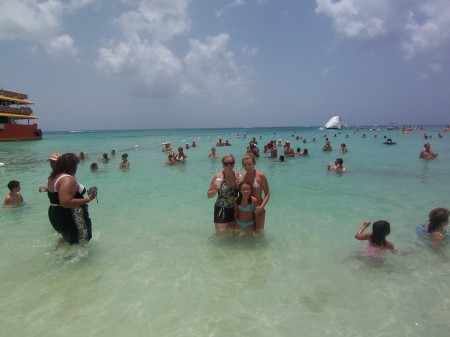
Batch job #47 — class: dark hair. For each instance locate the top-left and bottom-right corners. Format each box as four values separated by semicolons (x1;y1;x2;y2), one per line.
50;153;79;179
90;162;98;170
370;220;391;246
236;181;253;205
427;208;450;233
335;158;344;165
7;180;20;191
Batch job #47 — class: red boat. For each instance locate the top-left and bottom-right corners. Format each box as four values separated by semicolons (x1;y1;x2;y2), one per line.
0;89;42;141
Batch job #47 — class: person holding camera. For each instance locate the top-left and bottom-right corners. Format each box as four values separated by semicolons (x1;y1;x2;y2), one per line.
47;153;97;244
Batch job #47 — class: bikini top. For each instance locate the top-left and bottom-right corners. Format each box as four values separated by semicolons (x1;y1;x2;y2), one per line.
238;203;254;212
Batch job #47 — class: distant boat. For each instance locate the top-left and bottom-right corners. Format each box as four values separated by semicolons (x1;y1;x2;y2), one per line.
325;116;342;130
0;89;42;141
386;123;399;130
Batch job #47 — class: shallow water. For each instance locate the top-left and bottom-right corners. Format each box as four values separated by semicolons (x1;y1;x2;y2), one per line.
1;126;449;336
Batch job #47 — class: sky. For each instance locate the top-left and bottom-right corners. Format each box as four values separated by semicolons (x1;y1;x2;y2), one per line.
1;0;449;131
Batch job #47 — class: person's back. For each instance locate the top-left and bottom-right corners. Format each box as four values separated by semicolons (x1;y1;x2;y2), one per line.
355;220;395;258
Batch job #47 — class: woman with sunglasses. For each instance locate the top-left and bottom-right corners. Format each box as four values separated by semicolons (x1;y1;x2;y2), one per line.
207;154;240;236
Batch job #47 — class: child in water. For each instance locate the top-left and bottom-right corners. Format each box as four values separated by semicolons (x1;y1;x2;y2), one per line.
3;180;24;206
354;220;395;258
234;181;259;239
328;157;346;172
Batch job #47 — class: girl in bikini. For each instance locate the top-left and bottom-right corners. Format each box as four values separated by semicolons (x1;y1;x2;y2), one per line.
242;153;270;238
234;181;259;239
354;220;396;259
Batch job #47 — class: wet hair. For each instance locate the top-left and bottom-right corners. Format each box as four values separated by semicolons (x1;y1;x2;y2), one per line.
335;158;344;165
370;220;391;246
296;147;301;152
103;153;108;159
50;153;79;179
90;162;98;170
7;180;20;191
221;154;235;164
236;181;253;205
427;208;450;233
242;153;256;165
303;148;309;155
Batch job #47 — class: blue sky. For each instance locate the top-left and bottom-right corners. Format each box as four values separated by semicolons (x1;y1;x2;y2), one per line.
1;0;449;131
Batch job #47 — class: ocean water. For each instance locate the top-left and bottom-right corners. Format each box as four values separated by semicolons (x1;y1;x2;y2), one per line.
1;126;449;337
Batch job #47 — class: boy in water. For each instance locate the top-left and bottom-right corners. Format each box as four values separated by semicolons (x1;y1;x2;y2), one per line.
3;180;24;206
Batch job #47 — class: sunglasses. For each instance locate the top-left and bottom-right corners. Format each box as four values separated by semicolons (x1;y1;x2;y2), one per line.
223;162;235;166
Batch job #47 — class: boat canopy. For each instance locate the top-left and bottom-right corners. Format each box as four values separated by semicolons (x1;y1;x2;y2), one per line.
0;112;38;119
0;95;34;105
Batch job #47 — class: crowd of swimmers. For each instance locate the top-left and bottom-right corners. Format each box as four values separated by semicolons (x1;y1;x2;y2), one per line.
2;130;447;260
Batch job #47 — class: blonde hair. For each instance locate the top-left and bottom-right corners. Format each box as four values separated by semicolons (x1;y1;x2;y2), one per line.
242;153;256;165
221;154;235;164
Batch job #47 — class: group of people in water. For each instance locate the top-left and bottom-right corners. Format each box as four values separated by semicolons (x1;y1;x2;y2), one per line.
2;130;447;261
207;153;270;239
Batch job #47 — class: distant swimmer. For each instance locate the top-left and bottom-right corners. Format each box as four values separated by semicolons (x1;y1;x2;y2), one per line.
118;153;130;169
327;158;346;172
383;138;396;145
419;143;438;159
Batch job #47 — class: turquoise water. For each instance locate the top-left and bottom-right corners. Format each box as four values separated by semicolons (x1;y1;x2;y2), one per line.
1;126;449;336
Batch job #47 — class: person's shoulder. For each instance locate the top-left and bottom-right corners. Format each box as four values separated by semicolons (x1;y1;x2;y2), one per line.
385;241;395;250
431;231;445;240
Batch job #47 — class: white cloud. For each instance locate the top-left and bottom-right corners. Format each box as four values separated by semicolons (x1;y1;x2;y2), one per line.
315;0;387;40
428;62;442;73
95;35;183;97
96;33;250;100
241;44;258;57
0;0;96;58
316;0;450;59
216;0;246;18
96;1;251;100
45;34;79;58
116;0;191;41
0;0;63;41
182;34;250;99
402;1;450;59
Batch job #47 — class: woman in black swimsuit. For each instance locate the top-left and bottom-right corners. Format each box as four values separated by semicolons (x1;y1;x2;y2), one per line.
47;153;97;244
207;154;240;236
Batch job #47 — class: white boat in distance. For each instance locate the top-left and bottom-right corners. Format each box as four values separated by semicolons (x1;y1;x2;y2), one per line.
325;116;342;130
